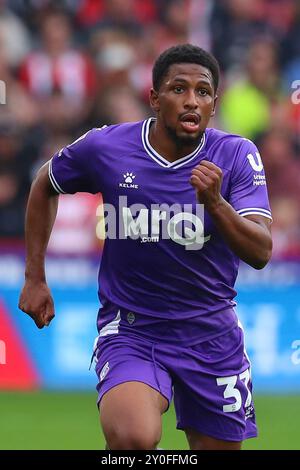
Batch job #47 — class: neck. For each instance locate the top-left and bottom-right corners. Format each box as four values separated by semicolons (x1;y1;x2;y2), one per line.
148;118;203;163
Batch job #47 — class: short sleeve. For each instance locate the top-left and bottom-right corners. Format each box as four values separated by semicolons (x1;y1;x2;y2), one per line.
48;128;100;194
229;139;272;220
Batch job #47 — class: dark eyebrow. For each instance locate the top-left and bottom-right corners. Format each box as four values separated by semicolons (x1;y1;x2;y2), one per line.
172;77;213;88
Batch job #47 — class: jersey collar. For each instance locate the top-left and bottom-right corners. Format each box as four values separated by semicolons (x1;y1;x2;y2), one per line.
141;117;206;169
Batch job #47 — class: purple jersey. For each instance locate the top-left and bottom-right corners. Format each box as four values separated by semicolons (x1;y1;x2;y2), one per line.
49;118;271;340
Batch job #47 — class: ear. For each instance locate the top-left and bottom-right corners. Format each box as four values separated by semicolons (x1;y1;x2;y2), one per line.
149;88;160;112
210;94;218;117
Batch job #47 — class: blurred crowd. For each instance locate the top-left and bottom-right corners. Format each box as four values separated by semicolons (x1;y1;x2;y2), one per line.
0;0;299;259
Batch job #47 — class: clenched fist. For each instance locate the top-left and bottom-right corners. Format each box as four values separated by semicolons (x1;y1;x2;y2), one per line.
190;160;223;211
18;280;55;329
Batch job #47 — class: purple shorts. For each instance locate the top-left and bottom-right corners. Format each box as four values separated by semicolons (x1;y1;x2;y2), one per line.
94;311;257;442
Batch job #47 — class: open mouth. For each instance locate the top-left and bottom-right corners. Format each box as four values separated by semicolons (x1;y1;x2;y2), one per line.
180;113;200;132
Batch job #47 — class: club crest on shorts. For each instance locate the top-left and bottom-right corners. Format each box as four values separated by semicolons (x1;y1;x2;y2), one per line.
127;312;135;325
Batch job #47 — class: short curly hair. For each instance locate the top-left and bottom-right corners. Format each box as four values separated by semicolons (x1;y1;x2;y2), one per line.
152;44;220;93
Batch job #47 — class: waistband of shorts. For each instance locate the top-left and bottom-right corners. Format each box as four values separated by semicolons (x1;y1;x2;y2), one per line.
97;304;238;346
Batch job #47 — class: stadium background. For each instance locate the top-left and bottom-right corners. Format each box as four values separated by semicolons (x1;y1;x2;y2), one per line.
0;0;300;450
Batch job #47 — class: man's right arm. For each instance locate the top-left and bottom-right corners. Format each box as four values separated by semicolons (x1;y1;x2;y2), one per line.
18;162;59;329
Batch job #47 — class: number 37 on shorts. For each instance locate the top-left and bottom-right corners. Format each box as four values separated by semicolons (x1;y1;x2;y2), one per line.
216;368;252;413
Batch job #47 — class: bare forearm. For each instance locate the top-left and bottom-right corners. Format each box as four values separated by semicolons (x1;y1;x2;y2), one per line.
208;198;272;269
25;165;58;281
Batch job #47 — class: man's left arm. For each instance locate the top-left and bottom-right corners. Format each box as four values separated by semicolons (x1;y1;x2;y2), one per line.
190;160;272;269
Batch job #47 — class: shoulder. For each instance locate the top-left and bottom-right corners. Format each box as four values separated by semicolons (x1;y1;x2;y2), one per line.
86;120;144;150
206;127;255;150
205;128;259;170
91;120;144;138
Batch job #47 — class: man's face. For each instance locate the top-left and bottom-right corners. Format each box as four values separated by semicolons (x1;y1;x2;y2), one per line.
150;63;217;145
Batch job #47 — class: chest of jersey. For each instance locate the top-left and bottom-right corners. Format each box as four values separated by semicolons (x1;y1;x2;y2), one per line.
96;147;231;251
